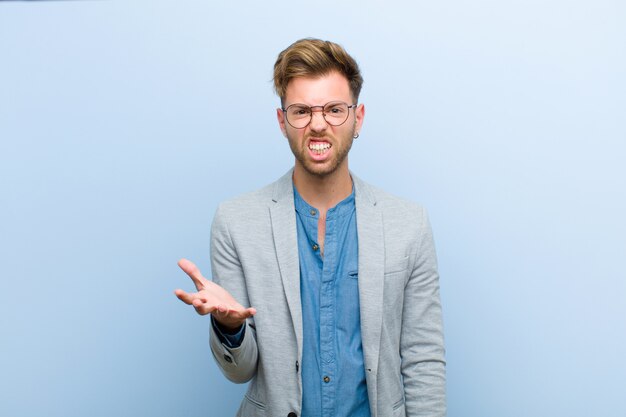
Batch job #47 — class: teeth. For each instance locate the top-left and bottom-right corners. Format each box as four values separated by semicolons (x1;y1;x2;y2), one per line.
309;142;331;153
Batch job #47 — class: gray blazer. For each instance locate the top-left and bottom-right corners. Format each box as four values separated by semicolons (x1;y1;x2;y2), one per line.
209;170;446;417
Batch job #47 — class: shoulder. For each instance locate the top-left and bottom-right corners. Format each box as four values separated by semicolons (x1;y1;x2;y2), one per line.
354;175;436;259
354;175;428;225
215;183;274;217
213;170;291;225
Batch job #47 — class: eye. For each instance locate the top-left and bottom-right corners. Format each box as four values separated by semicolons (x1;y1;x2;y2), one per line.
289;106;310;117
325;104;346;115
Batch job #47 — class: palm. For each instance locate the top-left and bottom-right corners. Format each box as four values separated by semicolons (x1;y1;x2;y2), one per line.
174;258;256;330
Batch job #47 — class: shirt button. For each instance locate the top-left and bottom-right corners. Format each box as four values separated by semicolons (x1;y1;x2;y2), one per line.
310;209;316;216
312;244;319;251
323;376;330;383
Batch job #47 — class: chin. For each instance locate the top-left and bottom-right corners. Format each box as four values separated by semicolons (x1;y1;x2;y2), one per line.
301;160;342;178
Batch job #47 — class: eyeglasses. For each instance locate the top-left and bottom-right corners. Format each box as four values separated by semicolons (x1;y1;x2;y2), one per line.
281;101;357;129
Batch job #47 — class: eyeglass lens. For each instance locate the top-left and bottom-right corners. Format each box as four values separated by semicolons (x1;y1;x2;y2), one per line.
285;102;351;129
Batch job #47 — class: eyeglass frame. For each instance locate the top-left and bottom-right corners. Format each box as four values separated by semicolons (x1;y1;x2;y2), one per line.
281;101;358;129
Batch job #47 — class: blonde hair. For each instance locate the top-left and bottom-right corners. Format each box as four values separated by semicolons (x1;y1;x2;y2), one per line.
273;38;363;104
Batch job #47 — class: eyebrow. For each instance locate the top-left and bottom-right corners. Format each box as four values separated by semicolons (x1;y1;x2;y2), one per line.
286;101;345;108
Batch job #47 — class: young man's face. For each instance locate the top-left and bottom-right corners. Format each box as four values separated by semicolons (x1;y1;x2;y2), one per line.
277;71;365;178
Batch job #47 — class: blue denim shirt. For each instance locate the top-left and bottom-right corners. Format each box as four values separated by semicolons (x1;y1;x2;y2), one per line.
212;186;371;416
294;186;370;417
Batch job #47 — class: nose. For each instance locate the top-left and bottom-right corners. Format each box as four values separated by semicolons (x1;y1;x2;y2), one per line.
309;107;328;132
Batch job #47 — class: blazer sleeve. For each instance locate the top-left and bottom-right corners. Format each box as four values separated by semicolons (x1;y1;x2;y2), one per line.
401;207;447;416
208;204;258;384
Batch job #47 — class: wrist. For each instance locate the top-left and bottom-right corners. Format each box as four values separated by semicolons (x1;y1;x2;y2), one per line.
213;317;244;334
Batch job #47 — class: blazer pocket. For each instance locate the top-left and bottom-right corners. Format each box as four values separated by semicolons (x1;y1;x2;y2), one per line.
392;397;406;416
244;393;266;410
384;256;409;275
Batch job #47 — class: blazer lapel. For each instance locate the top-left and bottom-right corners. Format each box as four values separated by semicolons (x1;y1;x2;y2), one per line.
354;174;384;414
269;170;303;357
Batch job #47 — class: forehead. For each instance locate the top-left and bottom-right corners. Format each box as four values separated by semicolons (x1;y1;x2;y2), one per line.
284;71;352;106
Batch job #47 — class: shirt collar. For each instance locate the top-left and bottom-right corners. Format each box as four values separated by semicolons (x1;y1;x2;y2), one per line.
293;184;355;219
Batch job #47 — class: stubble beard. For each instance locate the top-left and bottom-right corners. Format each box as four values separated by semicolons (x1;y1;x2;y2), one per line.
288;126;355;178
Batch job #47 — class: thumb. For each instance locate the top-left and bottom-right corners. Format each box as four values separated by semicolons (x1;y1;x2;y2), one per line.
178;258;207;290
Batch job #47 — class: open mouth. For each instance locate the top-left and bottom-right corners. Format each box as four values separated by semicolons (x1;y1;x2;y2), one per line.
309;141;332;155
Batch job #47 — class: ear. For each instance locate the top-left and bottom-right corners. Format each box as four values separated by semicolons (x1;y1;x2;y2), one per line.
276;108;288;137
354;103;365;134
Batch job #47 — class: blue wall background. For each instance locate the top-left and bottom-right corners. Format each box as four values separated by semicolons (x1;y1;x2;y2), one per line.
1;1;624;416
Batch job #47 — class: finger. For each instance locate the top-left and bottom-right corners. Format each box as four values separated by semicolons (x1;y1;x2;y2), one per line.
175;289;208;305
192;299;217;316
215;305;256;320
178;258;207;291
240;307;257;319
174;289;195;305
232;305;256;317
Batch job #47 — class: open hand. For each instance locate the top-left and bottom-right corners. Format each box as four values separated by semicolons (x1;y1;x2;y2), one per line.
174;258;256;331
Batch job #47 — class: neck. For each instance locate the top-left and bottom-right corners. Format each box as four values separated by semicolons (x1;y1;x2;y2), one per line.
292;163;352;212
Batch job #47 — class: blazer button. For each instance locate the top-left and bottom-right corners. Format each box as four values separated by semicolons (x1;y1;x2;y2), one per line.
223;354;232;363
287;413;297;417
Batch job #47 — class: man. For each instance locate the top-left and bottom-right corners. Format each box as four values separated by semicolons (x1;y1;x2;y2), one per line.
175;38;446;417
